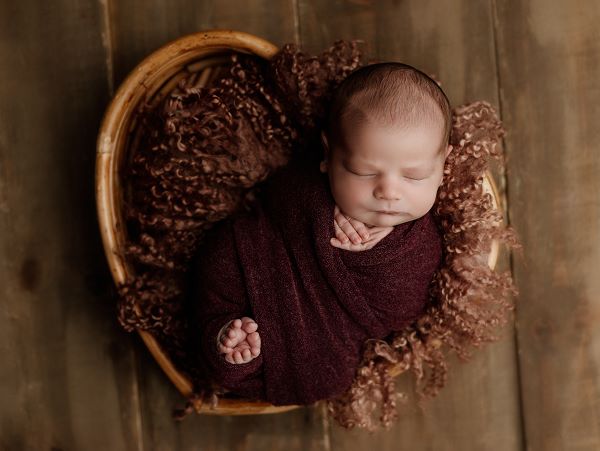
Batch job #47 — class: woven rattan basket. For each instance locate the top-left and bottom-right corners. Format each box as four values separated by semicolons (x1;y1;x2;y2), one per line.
95;29;502;416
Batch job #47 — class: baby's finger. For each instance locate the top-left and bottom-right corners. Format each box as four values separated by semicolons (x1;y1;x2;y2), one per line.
224;328;240;347
233;350;244;364
237;349;251;363
330;237;367;251
218;342;231;354
220;333;233;347
227;327;237;338
330;237;351;249
248;336;261;357
333;205;362;243
226;351;240;364
333;217;350;243
241;318;258;333
348;217;370;240
335;215;362;244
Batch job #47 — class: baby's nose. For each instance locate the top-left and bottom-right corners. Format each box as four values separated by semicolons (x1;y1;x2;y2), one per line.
374;180;402;200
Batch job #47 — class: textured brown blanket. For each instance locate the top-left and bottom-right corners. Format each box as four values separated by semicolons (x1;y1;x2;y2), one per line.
190;156;443;406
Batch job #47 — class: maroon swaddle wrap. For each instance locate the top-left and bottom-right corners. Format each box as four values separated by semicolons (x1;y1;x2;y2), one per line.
190;157;443;406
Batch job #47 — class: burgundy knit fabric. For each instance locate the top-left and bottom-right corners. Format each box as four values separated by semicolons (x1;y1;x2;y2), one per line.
190;158;444;406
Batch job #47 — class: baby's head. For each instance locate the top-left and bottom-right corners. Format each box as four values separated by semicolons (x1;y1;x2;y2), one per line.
320;62;453;228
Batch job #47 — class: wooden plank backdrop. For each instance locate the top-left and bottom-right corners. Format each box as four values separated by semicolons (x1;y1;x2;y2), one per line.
495;1;600;450
0;0;597;450
0;1;143;450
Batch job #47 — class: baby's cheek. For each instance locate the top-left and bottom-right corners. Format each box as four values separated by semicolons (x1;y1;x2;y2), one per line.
330;176;370;218
341;182;367;207
416;187;439;215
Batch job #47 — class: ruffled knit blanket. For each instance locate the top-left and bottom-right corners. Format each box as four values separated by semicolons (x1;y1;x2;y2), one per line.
190;157;443;405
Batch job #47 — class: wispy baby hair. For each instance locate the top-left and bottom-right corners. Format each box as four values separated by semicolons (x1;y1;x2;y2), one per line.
323;62;452;156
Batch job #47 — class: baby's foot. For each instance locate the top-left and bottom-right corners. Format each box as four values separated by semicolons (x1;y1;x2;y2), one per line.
217;316;261;364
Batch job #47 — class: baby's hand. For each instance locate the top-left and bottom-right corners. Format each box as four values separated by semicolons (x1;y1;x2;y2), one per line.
332;204;371;245
217;317;261;364
331;204;394;252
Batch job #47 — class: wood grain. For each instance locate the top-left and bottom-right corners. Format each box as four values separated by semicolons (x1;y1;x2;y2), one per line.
299;1;522;449
495;1;600;449
0;0;141;449
106;0;299;88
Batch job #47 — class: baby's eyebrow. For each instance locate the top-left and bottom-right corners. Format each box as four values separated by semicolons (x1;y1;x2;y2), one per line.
402;166;435;175
344;158;432;174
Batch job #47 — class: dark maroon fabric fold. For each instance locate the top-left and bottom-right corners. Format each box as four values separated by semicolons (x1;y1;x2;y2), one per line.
191;158;443;406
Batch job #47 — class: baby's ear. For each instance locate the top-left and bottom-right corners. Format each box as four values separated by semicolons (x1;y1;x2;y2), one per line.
320;160;328;173
445;144;453;158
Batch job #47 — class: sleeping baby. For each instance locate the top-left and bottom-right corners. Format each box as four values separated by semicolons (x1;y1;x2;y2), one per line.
190;61;453;406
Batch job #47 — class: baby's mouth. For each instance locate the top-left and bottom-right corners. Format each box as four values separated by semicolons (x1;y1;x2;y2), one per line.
375;210;404;215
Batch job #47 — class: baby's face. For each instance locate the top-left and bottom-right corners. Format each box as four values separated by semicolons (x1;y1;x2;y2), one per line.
321;120;452;228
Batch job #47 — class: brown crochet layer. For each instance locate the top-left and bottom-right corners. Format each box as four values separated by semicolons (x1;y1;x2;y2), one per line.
115;39;521;431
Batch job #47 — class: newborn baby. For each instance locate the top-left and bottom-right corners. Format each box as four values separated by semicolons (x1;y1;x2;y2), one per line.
191;61;453;405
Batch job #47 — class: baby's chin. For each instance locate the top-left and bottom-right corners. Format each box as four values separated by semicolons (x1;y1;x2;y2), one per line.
360;212;414;228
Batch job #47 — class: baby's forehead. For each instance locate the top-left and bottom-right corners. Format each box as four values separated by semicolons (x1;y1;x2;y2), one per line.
336;121;445;165
340;117;444;147
337;100;444;133
354;118;443;134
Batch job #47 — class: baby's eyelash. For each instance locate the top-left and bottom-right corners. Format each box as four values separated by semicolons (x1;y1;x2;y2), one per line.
353;172;376;177
351;171;426;181
346;167;374;176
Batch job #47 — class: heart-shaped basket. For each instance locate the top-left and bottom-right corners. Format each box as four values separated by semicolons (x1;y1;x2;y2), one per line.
96;29;502;415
